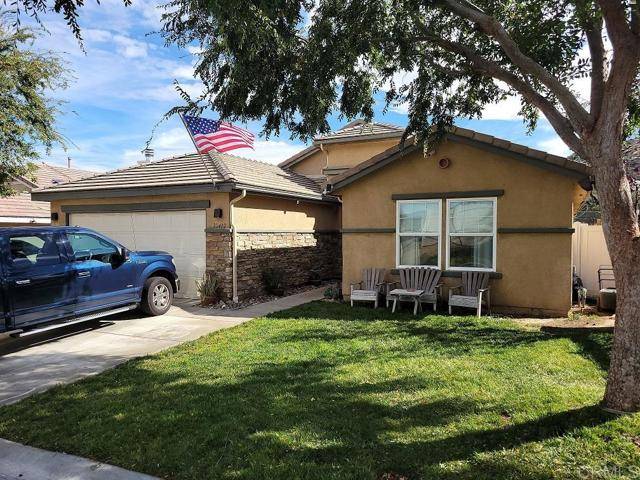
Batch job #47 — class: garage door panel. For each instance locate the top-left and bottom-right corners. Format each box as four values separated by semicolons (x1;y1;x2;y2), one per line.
70;211;206;298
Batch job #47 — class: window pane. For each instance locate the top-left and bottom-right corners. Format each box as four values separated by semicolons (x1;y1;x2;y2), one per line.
399;236;438;266
449;236;493;269
68;233;118;264
10;235;61;266
449;200;494;234
399;201;439;233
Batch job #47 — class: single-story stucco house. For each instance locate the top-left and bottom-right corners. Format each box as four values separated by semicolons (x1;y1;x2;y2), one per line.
282;121;590;316
0;162;93;227
32;120;590;315
32;153;341;299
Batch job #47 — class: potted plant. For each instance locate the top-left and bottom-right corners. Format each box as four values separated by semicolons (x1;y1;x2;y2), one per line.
196;271;222;306
262;267;285;296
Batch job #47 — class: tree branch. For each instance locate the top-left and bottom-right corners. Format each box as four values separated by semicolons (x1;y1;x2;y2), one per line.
416;33;586;157
597;0;636;47
439;0;592;133
582;8;606;124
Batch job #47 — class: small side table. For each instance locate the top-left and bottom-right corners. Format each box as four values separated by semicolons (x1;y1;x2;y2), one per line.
389;288;424;315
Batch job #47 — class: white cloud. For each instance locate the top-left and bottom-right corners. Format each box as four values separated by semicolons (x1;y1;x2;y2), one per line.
239;140;306;165
172;65;196;79
481;95;523;120
113;34;150;58
120;132;305;168
537;136;571;156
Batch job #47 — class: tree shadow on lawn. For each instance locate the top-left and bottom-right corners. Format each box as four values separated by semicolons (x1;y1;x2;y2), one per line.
0;353;613;480
268;302;553;356
269;302;614;368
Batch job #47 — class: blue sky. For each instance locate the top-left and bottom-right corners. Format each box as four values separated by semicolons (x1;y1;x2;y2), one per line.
29;1;580;172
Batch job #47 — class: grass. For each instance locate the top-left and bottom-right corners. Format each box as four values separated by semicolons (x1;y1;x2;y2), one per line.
0;301;638;479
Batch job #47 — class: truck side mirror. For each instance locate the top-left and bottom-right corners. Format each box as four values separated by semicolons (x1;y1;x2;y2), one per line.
119;247;129;261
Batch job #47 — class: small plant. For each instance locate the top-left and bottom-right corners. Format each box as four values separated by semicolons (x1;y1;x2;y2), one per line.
323;284;341;301
262;267;285;295
196;271;222;306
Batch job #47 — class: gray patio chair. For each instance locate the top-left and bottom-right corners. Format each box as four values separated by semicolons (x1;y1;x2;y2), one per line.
387;267;443;313
448;271;491;317
350;268;386;308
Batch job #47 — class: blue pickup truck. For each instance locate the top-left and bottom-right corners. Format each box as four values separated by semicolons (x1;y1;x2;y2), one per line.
0;226;179;336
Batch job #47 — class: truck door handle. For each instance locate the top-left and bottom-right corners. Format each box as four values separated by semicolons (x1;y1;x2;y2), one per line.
15;279;31;285
77;271;91;278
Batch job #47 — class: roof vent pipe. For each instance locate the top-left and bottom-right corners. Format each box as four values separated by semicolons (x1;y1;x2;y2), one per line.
140;148;154;164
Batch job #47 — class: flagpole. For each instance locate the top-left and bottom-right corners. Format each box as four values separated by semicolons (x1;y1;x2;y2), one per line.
179;112;218;187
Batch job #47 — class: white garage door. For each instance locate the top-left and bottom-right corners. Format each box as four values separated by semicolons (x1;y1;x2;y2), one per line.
69;210;206;298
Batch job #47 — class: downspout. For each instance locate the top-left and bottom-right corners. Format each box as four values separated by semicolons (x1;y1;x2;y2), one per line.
229;189;247;303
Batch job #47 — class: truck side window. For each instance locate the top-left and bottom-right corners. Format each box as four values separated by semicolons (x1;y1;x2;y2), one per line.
67;233;119;264
9;235;61;268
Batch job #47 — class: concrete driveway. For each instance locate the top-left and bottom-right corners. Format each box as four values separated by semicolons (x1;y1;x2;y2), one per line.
0;288;324;406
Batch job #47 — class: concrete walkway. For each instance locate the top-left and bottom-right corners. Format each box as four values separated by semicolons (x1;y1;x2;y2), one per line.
0;287;324;406
0;288;324;480
0;438;160;480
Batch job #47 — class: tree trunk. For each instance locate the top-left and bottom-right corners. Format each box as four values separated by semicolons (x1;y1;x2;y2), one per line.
586;135;640;413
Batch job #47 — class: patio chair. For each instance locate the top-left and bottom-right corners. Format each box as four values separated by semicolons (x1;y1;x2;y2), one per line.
350;268;386;308
448;271;491;317
387;267;443;313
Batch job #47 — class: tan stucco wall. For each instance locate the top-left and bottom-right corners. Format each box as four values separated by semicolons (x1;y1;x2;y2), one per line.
339;138;578;316
234;194;340;231
289;150;326;176
50;191;231;229
290;139;400;177
323;139;400;171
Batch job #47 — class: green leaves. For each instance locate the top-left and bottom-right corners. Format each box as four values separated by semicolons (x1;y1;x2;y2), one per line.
0;24;68;196
161;0;637;151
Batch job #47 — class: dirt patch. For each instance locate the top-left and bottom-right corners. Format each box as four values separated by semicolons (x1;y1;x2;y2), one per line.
514;312;614;333
196;282;337;311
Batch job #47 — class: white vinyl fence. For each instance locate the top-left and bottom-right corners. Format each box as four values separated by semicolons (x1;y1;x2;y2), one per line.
572;222;612;296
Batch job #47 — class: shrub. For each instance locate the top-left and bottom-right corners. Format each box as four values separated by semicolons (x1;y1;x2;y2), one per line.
262;267;285;295
196;271;222;305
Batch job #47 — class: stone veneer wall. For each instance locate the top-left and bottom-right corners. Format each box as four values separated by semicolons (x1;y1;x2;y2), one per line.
205;231;233;299
235;231;341;300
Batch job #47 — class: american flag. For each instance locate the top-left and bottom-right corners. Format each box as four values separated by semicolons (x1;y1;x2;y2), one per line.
182;114;255;153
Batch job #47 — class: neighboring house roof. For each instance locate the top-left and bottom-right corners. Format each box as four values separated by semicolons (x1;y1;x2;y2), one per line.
314;119;404;144
279;120;405;169
0;162;95;224
328;126;590;192
32;152;337;203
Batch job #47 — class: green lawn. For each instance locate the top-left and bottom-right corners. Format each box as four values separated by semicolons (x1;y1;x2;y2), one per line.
0;302;638;479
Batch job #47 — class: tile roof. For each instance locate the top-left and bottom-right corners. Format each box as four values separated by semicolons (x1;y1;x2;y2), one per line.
0;192;51;219
32;152;333;202
313;119;405;143
34;162;94;188
279;120;405;168
33;153;225;193
328;127;590;192
218;154;325;197
0;162;95;222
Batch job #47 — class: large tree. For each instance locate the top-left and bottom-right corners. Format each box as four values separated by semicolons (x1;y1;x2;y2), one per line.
162;0;640;412
0;22;68;195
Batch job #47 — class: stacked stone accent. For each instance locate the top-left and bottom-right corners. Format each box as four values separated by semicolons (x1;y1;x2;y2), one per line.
235;231;341;300
205;231;233;299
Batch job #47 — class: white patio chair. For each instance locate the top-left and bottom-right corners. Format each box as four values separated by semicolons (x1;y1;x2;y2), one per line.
448;271;491;317
350;268;386;308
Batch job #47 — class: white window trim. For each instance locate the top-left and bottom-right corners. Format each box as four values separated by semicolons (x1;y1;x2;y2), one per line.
396;199;442;268
445;197;497;272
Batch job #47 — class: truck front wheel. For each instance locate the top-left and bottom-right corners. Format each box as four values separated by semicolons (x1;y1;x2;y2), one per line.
140;276;173;316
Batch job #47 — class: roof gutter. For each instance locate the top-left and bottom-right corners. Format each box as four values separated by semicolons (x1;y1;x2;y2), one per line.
229;189;247;303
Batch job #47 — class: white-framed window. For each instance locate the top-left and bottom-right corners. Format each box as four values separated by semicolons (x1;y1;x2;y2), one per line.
396;199;442;268
446;198;497;271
